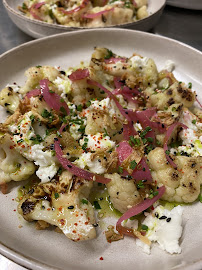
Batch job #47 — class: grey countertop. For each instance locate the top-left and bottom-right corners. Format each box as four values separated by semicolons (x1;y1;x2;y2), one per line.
0;2;202;270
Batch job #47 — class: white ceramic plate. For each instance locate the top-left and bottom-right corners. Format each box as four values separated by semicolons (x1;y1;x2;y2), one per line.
167;0;202;10
0;29;202;270
3;0;166;38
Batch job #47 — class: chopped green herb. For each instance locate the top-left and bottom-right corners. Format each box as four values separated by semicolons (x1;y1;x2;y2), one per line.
137;180;145;189
141;224;148;231
81;199;89;205
77;104;83;111
188;82;192;89
57;167;62;175
41;109;54;123
60;106;67;116
118;166;123;174
165;150;170;155
17;139;24;143
30;134;43;144
30;114;35;123
103;128;109;137
54;193;59;199
172;107;176;112
104;49;113;59
198;194;202;203
94;200;101;210
49;90;54;93
22;3;28;10
192;119;196;124
130;160;137;170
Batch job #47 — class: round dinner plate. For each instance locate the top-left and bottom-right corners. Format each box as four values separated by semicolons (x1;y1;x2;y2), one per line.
0;29;202;270
3;0;166;38
166;0;202;10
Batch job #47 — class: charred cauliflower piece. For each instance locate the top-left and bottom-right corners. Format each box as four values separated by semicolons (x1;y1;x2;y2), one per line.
20;66;60;94
148;147;202;203
0;87;20;114
105;173;142;213
146;82;195;110
0;134;35;185
18;171;96;241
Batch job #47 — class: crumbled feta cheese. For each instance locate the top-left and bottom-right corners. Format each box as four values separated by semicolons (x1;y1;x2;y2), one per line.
6;84;20;93
53;76;72;101
170;109;202;157
89;98;118;118
80;133;115;151
9;112;58;183
129;56;148;72
69;116;86;140
75;152;106;174
136;205;183;254
163;60;175;73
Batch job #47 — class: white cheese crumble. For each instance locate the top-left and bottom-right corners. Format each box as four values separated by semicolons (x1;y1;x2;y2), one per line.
6;84;20;93
9;112;58;183
79;133;115;151
129;56;148;72
136;205;183;254
69;116;87;140
163;60;175;73
53;76;72;98
170;109;202;157
75;152;106;174
89;97;117;118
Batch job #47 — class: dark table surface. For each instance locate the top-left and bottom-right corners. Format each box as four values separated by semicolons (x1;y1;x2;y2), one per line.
0;1;202;269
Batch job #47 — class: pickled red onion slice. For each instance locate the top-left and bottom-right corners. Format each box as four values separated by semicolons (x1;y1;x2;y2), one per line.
116;186;166;230
69;68;89;81
40;79;69;115
82;7;114;18
164;122;187;168
54;139;111;184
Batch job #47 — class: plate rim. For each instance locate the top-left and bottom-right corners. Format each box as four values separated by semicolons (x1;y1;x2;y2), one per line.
3;0;166;31
0;28;202;270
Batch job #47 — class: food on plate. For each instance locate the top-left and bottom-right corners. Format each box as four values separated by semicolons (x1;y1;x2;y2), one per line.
0;47;201;254
18;0;148;27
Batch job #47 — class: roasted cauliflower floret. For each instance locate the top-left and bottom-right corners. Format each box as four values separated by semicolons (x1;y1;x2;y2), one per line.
146;82;195;110
0;87;20;113
105;173;142;213
18;171;96;241
102;54;158;88
20;66;60;94
136;5;148;20
148;147;202;203
86;7;133;28
0;134;35;185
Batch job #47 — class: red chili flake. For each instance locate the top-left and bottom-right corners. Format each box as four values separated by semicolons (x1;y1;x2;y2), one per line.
99;257;104;260
47;208;51;211
10;146;14;149
85;221;88;225
60;219;65;226
74;223;78;226
12;199;14;201
72;230;76;233
13;209;16;212
151;205;154;210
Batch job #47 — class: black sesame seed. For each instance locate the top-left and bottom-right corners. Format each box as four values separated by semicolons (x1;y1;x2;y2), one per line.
166;217;171;222
67;165;72;168
54;138;59;141
60;70;66;75
68;205;74;209
159;215;167;220
155;212;159;218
